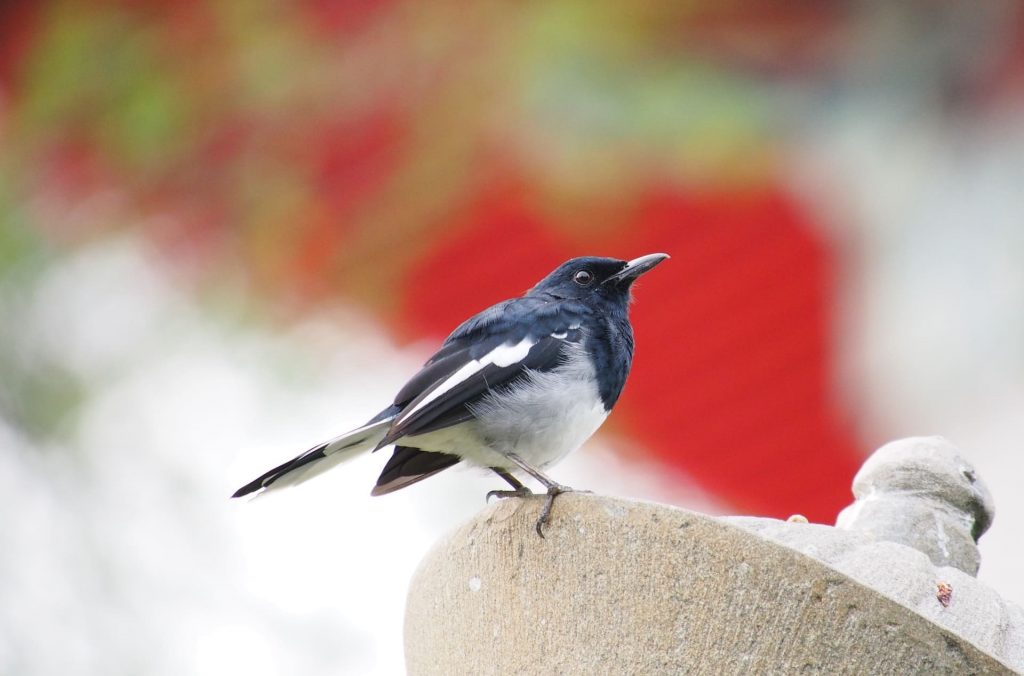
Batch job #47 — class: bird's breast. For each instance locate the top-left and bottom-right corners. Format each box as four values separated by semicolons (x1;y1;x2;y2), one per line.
468;343;609;469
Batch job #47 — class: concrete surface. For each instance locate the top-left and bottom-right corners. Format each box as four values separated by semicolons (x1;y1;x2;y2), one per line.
404;493;1017;674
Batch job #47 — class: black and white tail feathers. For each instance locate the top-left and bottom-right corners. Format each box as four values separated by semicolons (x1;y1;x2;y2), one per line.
231;407;399;498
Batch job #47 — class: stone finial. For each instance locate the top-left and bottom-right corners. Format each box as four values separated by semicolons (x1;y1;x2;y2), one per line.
835;436;994;575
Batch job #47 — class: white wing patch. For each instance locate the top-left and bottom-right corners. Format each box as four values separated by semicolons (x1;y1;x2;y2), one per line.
490;339;535;367
396;338;535;425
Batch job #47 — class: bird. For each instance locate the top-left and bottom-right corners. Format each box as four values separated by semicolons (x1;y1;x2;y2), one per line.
232;253;669;536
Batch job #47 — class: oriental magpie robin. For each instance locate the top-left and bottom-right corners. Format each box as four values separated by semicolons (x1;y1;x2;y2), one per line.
233;253;668;536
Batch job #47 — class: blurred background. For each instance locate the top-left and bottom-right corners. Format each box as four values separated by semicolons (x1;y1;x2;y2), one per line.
2;1;1023;674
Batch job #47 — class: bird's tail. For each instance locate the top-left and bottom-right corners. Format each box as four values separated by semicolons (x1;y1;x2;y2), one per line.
232;413;397;498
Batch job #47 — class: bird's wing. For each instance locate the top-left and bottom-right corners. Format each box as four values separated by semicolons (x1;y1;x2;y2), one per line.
378;298;585;446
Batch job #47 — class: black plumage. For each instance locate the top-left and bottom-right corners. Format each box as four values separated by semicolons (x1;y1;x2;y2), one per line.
232;253;668;535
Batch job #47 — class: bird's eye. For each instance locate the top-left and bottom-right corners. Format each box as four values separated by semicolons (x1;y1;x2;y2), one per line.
573;270;594;286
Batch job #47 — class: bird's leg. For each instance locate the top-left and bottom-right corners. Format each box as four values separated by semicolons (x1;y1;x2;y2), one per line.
485;468;533;502
504;453;578;538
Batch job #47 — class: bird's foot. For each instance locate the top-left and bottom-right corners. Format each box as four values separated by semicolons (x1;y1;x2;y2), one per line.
535;483;577;538
486;486;533;502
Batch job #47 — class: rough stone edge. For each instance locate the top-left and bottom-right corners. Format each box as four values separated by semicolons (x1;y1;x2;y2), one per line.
724;514;1024;671
405;493;1018;674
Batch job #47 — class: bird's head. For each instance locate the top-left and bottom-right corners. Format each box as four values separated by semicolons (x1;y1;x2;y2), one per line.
529;253;669;302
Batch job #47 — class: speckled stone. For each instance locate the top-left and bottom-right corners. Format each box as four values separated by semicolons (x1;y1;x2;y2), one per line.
404;494;1016;675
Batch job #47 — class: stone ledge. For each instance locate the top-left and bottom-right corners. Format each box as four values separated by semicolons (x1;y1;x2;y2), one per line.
404;494;1014;675
725;515;1024;669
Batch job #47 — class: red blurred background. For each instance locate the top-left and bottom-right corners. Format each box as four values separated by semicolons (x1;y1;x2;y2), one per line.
6;1;959;520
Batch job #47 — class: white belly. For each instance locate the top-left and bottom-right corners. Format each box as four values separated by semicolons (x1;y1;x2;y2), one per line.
402;346;609;471
469;364;608;469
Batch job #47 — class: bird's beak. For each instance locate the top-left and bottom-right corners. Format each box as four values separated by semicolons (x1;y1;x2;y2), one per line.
604;253;670;286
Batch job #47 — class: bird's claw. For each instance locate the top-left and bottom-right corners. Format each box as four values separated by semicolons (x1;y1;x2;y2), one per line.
535;483;576;538
486;487;532;503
